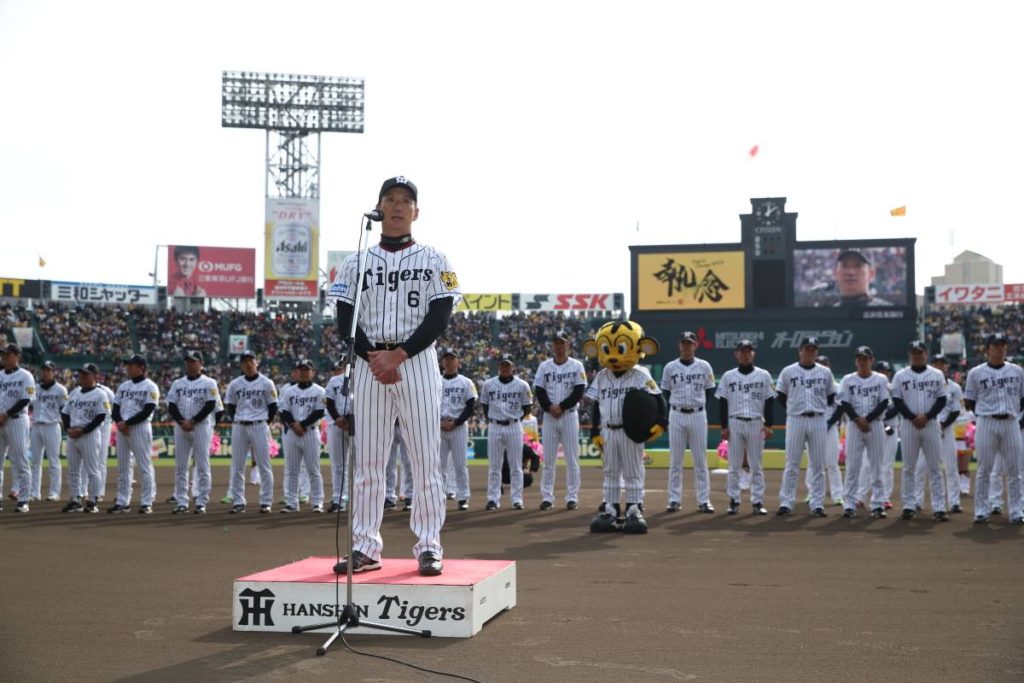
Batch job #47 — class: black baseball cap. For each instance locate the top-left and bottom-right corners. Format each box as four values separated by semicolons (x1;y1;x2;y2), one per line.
873;360;892;372
240;351;257;361
855;345;874;358
986;333;1009;347
294;358;314;370
184;350;203;362
735;339;755;350
124;354;147;367
837;250;871;265
908;340;927;352
498;355;515;366
441;348;458;358
679;331;698;343
41;360;57;370
78;363;99;375
817;355;831;366
930;353;949;364
800;337;820;349
379;176;417;202
552;330;569;342
1;343;21;355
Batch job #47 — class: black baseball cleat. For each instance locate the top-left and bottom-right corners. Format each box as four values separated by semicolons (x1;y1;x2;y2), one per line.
539;500;554;511
666;501;681;513
870;507;886;519
418;551;443;577
811;507;827;518
901;508;916;520
15;502;29;513
727;499;741;516
457;500;469;511
84;500;99;514
446;492;456;500
843;508;856;518
951;504;963;514
485;500;498;510
193;506;206;515
383;499;397;510
259;504;271;514
973;514;988;524
1010;516;1024;526
914;504;923;512
138;505;153;515
512;502;524;510
698;502;715;513
934;511;949;522
229;504;246;514
752;502;768;515
165;496;177;504
172;505;188;514
566;501;578;510
280;505;298;514
776;505;791;517
991;506;1003;516
403;498;413;512
327;501;342;513
62;500;83;513
107;504;129;514
334;551;382;574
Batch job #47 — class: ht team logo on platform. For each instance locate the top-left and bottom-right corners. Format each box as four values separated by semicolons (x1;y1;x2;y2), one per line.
238;588;275;626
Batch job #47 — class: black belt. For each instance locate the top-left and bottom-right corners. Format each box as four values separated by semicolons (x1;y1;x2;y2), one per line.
989;414;1011;420
731;416;758;421
374;342;402;350
798;412;824;417
605;424;624;429
490;419;518;426
672;406;704;413
236;420;258;426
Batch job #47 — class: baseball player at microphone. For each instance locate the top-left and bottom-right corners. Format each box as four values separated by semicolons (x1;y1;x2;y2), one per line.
776;337;835;517
964;333;1024;525
110;355;160;514
0;343;35;512
891;340;949;521
660;331;716;513
330;175;461;577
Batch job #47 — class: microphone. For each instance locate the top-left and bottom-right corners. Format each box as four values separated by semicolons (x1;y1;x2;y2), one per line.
364;209;384;221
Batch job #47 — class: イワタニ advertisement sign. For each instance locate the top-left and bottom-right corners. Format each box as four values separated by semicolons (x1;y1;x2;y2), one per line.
50;281;158;306
265;198;319;300
167;246;256;298
934;283;1024;305
636;251;746;310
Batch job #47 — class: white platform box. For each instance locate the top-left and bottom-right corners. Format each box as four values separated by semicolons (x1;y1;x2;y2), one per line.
233;556;516;638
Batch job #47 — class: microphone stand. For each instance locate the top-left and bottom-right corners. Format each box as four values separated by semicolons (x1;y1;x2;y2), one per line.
291;212;431;655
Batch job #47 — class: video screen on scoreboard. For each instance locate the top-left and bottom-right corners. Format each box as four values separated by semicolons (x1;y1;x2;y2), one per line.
792;243;910;308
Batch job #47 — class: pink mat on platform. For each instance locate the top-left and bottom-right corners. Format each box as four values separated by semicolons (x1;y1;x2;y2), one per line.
238;557;514;587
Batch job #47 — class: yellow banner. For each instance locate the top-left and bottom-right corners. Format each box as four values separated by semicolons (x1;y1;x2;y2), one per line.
456;293;515;311
889;206;906;216
636;251;745;310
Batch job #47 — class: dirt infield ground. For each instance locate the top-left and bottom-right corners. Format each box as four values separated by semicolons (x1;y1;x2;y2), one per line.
2;464;1022;683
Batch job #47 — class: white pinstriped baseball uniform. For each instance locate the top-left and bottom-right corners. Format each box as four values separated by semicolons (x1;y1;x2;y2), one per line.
329;240;461;561
324;373;353;506
30;379;67;500
660;357;715;507
440;372;476;502
776;362;835;510
534;356;587;505
914;378;963;509
113;377;160;507
62;387;109;501
0;366;35;504
858;390;900;504
225;373;278;508
838;370;889;509
715;365;775;505
79;383;115;498
586;366;661;507
168;373;220;508
964;362;1024;520
279;381;326;509
481;374;533;506
812;376;845;503
386;421;414;503
891;365;949;513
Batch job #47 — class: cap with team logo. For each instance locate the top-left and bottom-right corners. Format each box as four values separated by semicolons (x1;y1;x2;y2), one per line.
78;363;99;375
929;353;949;364
855;345;874;358
124;354;148;367
873;360;892;373
240;351;257;361
498;355;515;366
1;342;21;355
293;358;314;370
735;339;755;350
379;176;417;202
440;348;458;358
985;333;1009;347
837;249;871;265
41;360;57;370
908;340;927;352
800;337;820;349
184;350;204;362
679;331;698;343
817;355;831;366
552;330;569;342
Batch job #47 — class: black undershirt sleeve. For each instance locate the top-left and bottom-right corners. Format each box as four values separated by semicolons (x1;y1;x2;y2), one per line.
125;403;155;426
719;397;729;430
168;403;185;424
924;395;947;421
267;402;278;423
892;397;916;421
655;392;668;428
964;399;976;413
111;405;123;423
82;413;105;434
763;399;774;427
326;398;340;420
6;398;29;417
192;400;216;423
535;387;552;412
300;409;325;428
940;410;960;430
336;301;372;361
841;401;859;420
280;410;296;425
400;297;454;358
61;414;70;431
560;385;585;411
591;401;602;436
776;392;788;410
865;399;888;423
454;398;476;426
226;404;237;420
826;404;844;429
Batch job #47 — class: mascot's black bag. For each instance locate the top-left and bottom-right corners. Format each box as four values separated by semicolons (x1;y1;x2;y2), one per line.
622;389;660;443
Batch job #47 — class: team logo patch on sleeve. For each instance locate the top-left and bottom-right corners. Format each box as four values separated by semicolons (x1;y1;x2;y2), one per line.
328;282;348;297
440;271;459;290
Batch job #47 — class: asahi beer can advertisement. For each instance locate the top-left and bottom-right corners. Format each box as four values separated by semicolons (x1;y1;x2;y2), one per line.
264;198;319;300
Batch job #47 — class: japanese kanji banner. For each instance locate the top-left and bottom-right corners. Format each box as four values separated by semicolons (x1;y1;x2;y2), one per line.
635;251;745;310
50;281;158;306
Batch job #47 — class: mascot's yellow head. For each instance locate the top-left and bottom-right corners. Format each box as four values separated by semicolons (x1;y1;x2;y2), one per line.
583;320;659;372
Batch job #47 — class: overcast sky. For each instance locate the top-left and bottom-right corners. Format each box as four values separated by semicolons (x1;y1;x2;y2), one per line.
2;0;1022;307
